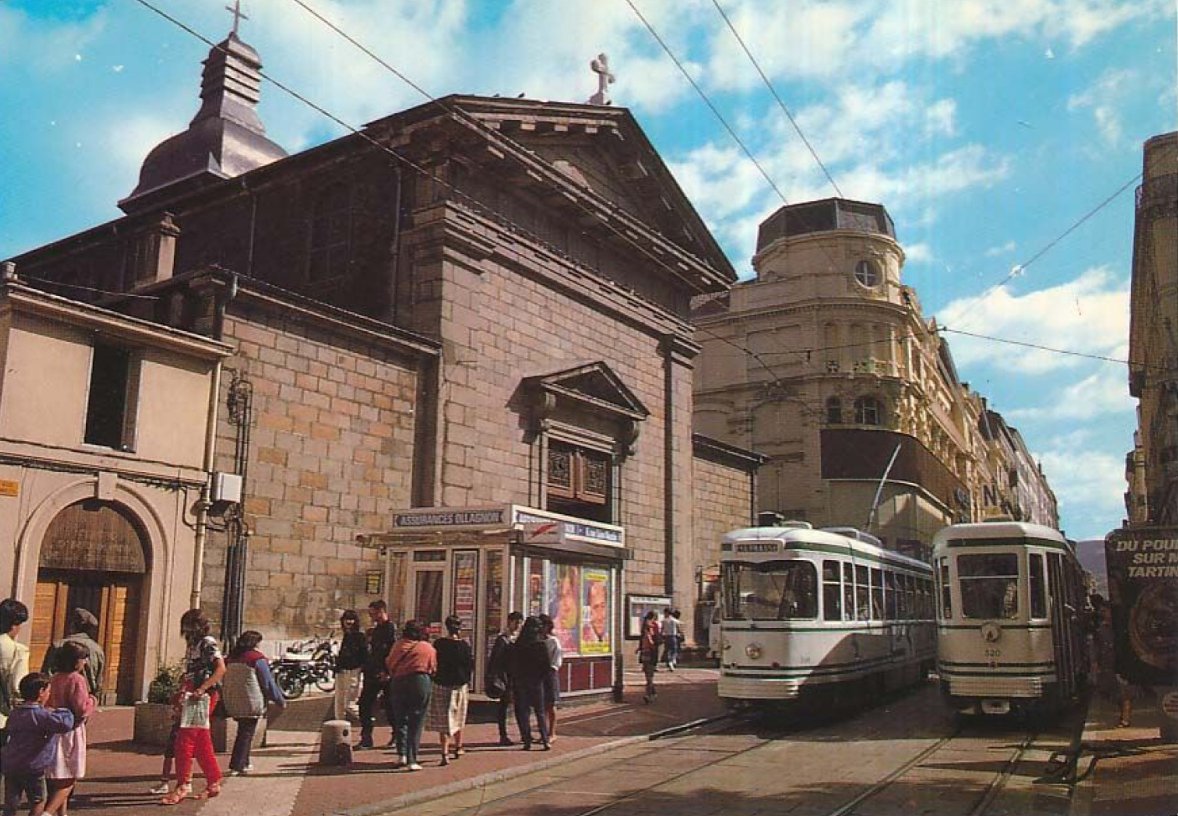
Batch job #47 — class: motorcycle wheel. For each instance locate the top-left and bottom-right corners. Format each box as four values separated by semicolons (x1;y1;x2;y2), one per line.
276;668;305;700
314;667;335;693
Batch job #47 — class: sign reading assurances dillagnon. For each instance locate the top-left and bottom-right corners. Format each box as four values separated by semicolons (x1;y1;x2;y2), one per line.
392;507;509;529
1105;527;1178;687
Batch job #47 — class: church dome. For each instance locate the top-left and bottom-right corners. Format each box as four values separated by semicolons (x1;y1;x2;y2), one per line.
120;32;286;213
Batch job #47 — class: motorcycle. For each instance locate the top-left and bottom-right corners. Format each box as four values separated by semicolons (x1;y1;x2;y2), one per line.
272;638;336;700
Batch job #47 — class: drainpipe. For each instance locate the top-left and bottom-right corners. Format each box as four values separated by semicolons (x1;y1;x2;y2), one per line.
191;359;222;610
190;273;236;609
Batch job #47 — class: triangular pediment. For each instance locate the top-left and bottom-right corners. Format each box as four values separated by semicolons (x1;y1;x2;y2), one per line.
523;361;649;421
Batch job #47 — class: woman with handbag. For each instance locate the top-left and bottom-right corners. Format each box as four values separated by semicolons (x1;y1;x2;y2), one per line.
222;631;286;776
385;620;436;771
160;609;226;804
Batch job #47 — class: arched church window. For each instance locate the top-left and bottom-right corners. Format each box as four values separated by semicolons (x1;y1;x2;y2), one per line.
854;396;882;425
308;183;351;281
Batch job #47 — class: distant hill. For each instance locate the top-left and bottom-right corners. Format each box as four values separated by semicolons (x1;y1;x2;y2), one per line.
1076;538;1108;597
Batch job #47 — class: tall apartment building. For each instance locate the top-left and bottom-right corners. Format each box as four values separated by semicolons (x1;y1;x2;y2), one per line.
694;198;1058;557
1127;131;1178;525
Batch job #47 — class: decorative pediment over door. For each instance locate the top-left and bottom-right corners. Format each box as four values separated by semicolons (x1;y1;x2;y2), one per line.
520;361;649;454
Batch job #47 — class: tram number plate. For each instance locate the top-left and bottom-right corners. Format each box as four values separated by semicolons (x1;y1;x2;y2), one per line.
981;700;1011;715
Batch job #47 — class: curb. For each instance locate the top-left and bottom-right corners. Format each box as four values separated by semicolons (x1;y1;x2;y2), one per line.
334;712;733;816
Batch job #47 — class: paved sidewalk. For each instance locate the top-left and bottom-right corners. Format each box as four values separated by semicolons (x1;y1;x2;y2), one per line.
1072;690;1178;816
67;665;725;816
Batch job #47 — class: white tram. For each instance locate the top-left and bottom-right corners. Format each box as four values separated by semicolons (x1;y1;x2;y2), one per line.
717;523;936;707
932;521;1088;717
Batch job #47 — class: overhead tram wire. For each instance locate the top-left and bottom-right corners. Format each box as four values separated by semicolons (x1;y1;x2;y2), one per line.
951;171;1143;332
135;1;1152;393
709;0;843;198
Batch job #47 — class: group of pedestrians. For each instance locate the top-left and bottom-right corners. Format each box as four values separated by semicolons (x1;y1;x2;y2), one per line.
484;611;563;750
0;598;103;816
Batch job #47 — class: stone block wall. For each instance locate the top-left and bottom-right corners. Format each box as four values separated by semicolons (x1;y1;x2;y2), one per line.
201;302;422;640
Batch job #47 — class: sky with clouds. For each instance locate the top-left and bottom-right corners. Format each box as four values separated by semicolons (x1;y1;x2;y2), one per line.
0;0;1174;540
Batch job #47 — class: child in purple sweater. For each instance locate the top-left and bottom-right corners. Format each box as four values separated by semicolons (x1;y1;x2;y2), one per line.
0;673;75;816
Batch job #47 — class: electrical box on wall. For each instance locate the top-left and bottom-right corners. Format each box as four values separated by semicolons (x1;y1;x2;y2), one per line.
211;472;243;505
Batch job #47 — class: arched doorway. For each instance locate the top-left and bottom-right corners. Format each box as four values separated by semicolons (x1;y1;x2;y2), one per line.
29;500;150;705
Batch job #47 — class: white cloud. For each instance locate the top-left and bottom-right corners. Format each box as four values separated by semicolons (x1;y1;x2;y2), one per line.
984;240;1017;257
0;5;108;71
1068;68;1135;147
939;266;1129;374
904;242;934;264
1005;366;1134;421
1038;445;1126;538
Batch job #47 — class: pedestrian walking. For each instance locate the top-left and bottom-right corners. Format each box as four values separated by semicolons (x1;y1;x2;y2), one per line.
538;613;562;743
333;610;367;721
356;600;397;750
0;598;31;750
484;611;523;746
639;610;659;703
0;672;74;816
660;608;680;671
40;610;105;701
222;630;286;776
385;620;436;771
509;616;550;750
429;615;473;766
43;641;97;816
159;608;225;804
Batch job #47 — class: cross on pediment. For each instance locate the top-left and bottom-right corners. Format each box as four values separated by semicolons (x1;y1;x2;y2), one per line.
588;53;615;105
226;0;248;35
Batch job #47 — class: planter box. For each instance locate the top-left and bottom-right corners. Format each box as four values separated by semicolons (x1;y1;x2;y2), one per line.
132;702;174;746
132;702;267;751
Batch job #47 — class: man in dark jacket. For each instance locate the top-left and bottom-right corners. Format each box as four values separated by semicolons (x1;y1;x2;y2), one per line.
357;600;397;749
485;611;523;745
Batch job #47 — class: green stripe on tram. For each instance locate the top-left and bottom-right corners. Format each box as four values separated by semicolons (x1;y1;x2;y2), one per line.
939;668;1055;678
940;660;1055;668
941;538;1070;552
774;541;932;572
936;623;1052;630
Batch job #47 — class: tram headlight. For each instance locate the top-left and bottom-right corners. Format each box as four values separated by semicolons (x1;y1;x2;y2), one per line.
745;642;763;660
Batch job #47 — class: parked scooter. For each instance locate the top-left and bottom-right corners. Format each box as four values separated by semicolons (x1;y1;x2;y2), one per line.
272;638;336;699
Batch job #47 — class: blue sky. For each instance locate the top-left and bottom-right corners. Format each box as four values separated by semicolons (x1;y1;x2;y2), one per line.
1;0;1174;540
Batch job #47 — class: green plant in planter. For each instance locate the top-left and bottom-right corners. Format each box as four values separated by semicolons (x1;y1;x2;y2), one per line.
147;662;184;704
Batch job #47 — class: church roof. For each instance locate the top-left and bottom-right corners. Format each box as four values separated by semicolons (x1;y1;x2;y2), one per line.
119;31;286;213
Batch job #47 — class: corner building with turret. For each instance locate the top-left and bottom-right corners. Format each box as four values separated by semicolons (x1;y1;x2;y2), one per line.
694;199;1057;559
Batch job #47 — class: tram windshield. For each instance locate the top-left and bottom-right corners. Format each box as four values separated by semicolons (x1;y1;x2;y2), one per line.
721;560;817;620
958;553;1019;619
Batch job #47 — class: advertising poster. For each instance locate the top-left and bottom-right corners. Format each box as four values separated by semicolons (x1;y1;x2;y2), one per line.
1106;527;1178;686
484;549;504;652
580;568;611;654
549;563;581;654
625;594;672;639
451;550;478;636
527;559;545;617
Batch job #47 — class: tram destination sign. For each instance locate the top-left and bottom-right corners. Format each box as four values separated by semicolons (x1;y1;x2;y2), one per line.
1105;527;1178;686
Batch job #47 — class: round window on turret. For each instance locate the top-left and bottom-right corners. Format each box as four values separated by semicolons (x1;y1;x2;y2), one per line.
854;259;881;287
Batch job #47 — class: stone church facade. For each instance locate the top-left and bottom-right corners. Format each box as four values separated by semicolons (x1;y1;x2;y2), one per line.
5;28;758;698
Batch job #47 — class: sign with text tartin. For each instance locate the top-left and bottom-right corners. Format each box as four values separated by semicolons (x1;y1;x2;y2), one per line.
1105;527;1178;686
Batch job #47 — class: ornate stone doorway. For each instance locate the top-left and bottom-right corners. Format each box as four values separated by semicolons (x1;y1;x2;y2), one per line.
29;500;150;705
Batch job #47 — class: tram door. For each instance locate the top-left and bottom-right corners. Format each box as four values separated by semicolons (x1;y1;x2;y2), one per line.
1047;553;1078;697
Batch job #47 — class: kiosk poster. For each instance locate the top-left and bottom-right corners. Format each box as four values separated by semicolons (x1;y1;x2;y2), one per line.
451;550;478;635
580;569;611;654
549;563;581;654
1105;527;1178;686
527;560;545;617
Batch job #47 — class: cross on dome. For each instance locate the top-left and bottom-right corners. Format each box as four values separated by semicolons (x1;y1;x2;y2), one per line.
225;0;248;35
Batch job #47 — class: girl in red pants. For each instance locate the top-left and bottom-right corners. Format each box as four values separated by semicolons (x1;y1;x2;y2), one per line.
161;609;225;805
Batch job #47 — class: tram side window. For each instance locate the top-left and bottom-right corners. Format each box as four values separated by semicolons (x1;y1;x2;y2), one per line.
900;574;912;619
855;565;870;620
1029;553;1047;619
885;571;898;620
923;577;933;619
958;553;1019;619
939;560;952;618
822;560;842;621
871;567;884;621
843;563;855;621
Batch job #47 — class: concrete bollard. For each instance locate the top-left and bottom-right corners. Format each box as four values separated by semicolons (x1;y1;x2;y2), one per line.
318;719;353;766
